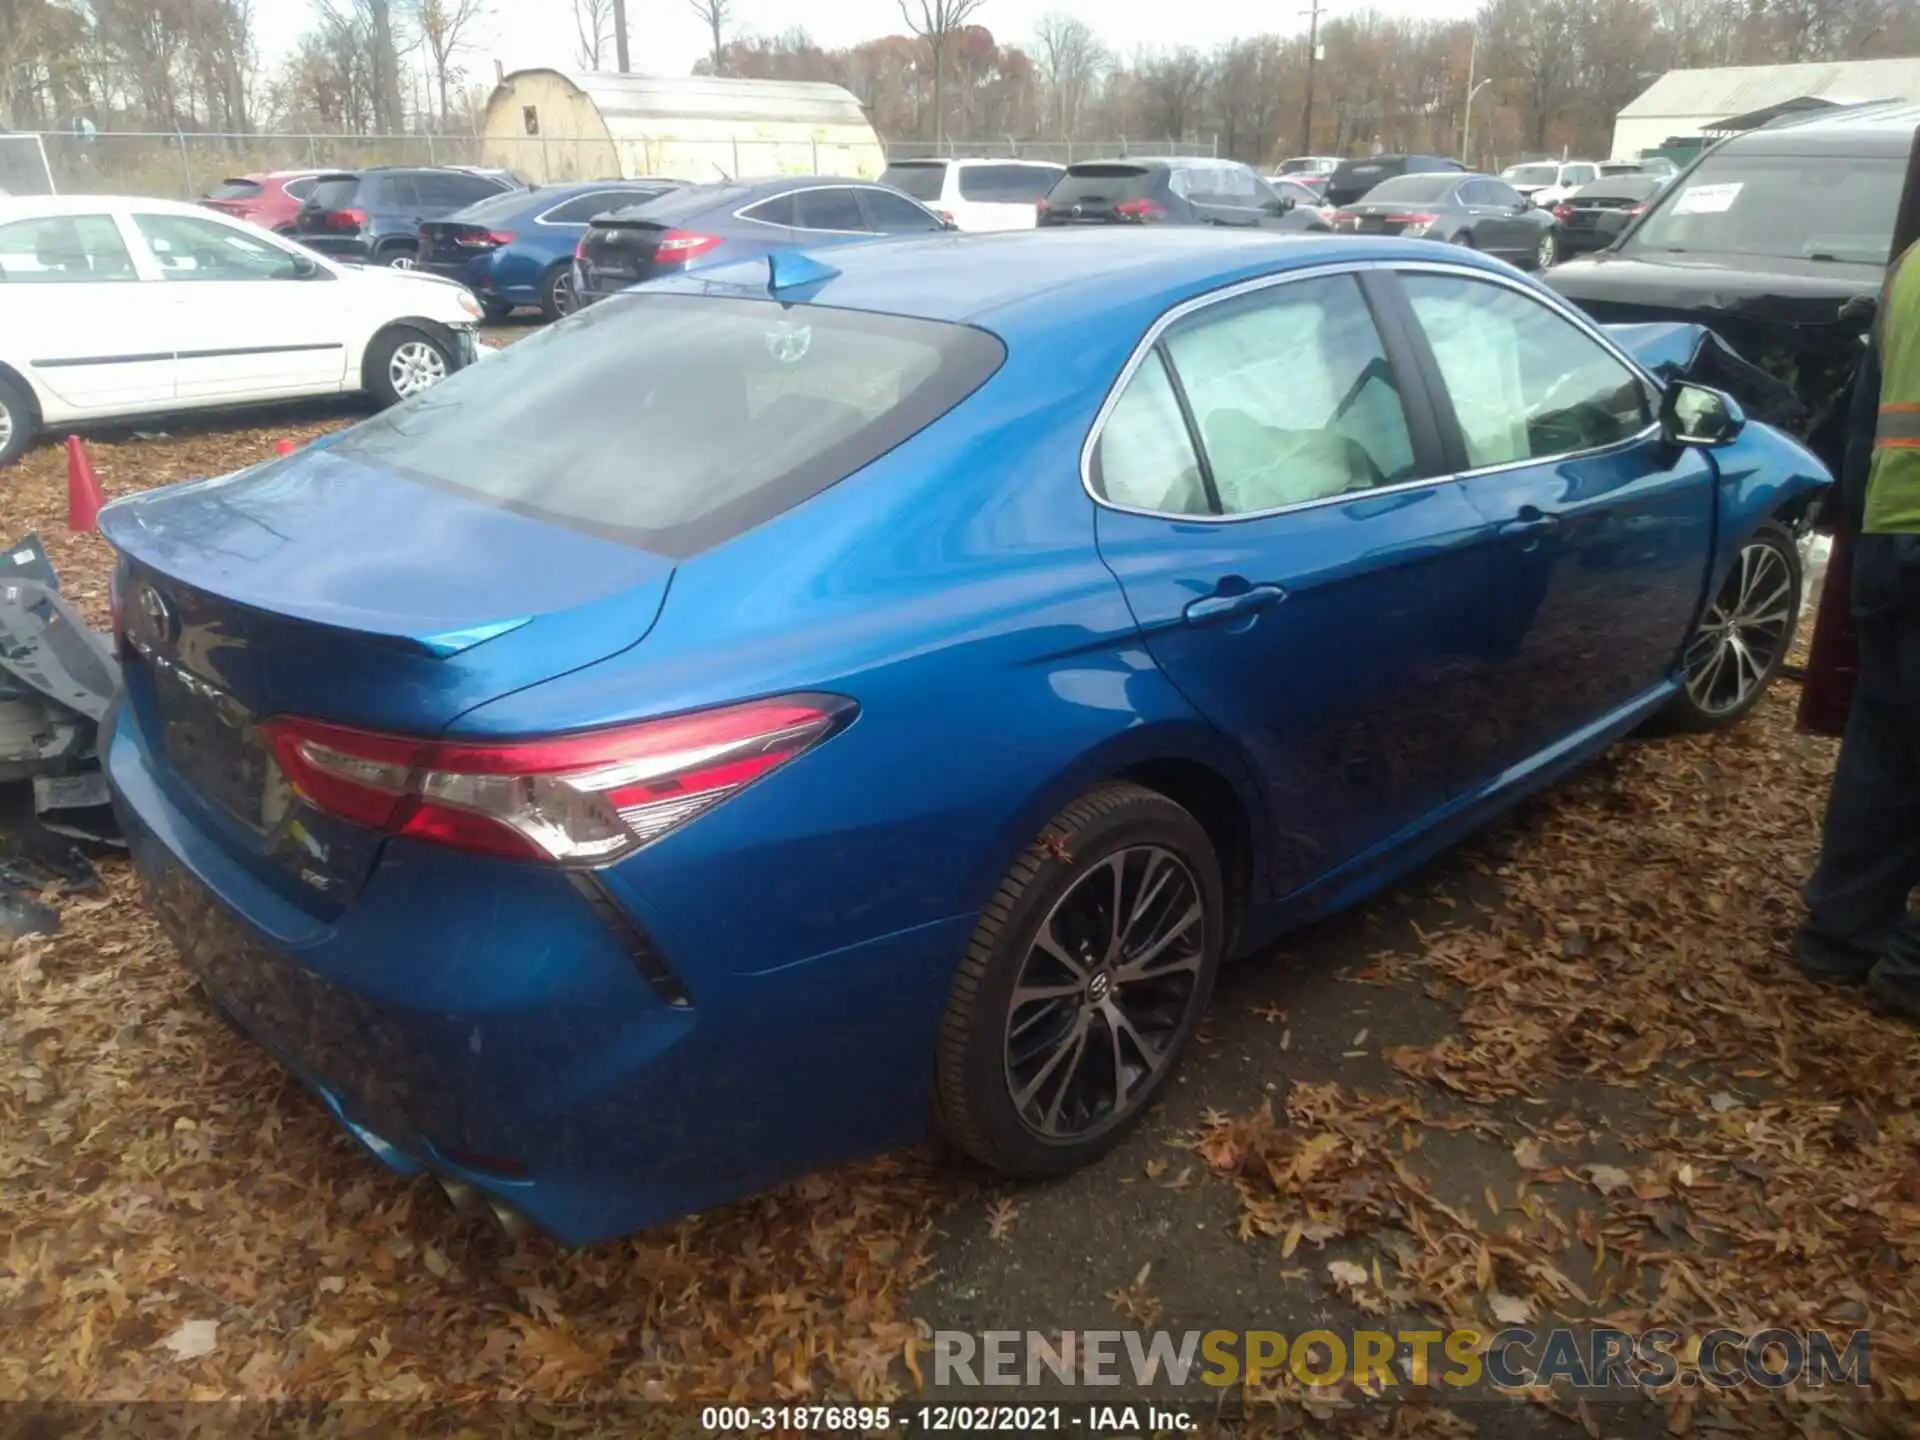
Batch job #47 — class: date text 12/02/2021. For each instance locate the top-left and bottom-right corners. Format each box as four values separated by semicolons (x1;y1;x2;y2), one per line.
699;1406;1197;1434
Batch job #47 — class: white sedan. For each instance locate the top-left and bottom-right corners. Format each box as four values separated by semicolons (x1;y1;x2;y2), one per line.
0;195;489;468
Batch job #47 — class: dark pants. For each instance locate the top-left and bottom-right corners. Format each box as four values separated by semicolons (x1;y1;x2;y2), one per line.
1800;610;1920;1005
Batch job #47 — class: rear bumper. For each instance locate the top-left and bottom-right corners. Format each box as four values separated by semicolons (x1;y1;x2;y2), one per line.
105;697;970;1245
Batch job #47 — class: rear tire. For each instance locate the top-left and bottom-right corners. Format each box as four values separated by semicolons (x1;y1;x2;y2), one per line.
377;244;417;270
1533;231;1559;270
932;783;1224;1177
0;374;35;469
1453;229;1476;248
362;326;454;408
540;262;578;322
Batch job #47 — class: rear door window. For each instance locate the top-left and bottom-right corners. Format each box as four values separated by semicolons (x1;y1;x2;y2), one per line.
858;188;943;232
794;187;870;233
0;214;139;283
306;176;361;211
1049;165;1159;207
284;176;318;201
381;174;423;208
322;294;1007;557
740;192;797;227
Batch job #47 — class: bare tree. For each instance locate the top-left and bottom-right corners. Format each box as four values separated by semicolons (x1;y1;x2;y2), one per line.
898;0;988;142
1136;47;1206;141
410;0;489;123
1032;10;1104;138
573;0;613;69
689;0;733;76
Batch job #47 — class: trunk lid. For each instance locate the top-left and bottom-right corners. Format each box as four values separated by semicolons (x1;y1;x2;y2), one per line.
102;448;674;906
579;217;671;285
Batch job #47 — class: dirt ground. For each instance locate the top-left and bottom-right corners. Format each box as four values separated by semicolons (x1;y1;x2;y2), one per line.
1;344;1916;1437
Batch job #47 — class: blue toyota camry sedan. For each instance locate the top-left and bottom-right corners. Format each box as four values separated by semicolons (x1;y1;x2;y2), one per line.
102;230;1829;1245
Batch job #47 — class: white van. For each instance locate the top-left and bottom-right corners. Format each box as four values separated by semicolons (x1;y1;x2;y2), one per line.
879;158;1066;232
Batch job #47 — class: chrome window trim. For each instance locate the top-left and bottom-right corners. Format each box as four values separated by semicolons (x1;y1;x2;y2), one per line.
534;190;653;227
1079;257;1667;526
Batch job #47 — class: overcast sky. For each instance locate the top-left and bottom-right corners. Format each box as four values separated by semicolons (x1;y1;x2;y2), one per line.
257;0;1482;80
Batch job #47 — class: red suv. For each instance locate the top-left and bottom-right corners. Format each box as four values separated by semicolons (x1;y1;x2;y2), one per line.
199;171;322;234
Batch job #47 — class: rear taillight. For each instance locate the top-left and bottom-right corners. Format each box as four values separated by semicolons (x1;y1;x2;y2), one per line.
1386;211;1440;226
656;229;723;261
454;229;516;247
1625;204;1648;217
1036;198;1050;215
1330;210;1360;229
1552;204;1574;222
258;695;855;864
575;236;589;259
1114;198;1166;222
324;208;367;232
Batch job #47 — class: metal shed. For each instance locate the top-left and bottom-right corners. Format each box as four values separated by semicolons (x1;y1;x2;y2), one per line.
1612;57;1920;160
480;70;887;185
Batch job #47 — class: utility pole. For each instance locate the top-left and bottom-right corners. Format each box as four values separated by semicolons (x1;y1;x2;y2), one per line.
612;0;631;73
1299;0;1323;156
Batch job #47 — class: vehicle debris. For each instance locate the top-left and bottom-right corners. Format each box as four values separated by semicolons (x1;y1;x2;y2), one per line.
0;535;124;903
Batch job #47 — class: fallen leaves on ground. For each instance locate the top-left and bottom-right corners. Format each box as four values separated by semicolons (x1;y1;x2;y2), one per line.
1194;675;1918;1430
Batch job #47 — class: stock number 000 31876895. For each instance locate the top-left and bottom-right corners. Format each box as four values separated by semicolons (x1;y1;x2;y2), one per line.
700;1407;1071;1433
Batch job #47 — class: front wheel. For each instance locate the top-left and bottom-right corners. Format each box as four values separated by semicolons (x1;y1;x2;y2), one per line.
1662;522;1802;732
363;326;454;408
932;783;1224;1177
0;373;34;469
1533;230;1559;270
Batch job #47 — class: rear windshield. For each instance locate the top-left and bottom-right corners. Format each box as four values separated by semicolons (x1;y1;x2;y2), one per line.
1503;164;1561;186
324;295;1007;557
1575;177;1662;201
1362;174;1457;204
207;178;263;200
1624;152;1900;265
880;163;947;201
1049;165;1158;205
306;176;360;209
1333;160;1398;183
598;183;747;226
958;165;1059;203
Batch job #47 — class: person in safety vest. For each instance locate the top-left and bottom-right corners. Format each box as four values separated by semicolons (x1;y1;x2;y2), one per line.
1795;239;1920;1019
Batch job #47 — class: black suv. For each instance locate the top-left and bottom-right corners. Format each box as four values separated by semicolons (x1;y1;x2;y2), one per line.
1323;155;1467;209
294;166;525;268
1546;101;1916;471
1037;157;1329;231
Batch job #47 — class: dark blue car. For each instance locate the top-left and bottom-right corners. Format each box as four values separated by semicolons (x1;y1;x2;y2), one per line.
572;175;951;307
102;230;1828;1245
417;179;683;320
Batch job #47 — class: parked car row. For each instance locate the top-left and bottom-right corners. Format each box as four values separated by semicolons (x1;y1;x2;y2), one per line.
0;194;490;468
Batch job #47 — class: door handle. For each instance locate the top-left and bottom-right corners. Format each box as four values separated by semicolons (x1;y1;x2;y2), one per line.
1499;508;1561;541
1184;584;1287;626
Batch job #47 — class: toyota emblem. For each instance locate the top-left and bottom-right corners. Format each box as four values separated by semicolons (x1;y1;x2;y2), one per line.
133;584;177;648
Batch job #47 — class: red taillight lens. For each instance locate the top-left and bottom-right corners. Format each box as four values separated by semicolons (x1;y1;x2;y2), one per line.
656;229;723;261
1330;210;1360;228
454;229;516;247
575;236;589;259
259;695;854;864
1386;211;1440;226
324;208;367;232
1113;198;1166;222
1625;204;1648;217
1552;204;1574;222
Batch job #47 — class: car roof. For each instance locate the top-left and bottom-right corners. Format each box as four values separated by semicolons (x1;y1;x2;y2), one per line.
889;157;1062;168
1716;99;1920;157
648;228;1521;332
0;194;219;220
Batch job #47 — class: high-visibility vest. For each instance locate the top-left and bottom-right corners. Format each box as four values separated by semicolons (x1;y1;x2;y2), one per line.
1865;241;1920;534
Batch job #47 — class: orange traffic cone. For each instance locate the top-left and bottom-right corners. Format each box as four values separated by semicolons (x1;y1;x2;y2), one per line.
66;435;104;533
274;439;298;455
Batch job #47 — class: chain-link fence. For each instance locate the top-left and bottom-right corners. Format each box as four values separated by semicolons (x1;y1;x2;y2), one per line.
13;129;1225;201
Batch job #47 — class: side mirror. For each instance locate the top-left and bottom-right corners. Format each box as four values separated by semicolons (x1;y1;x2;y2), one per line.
1662;382;1746;447
287;251;320;279
940;218;959;232
1263;196;1294;214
